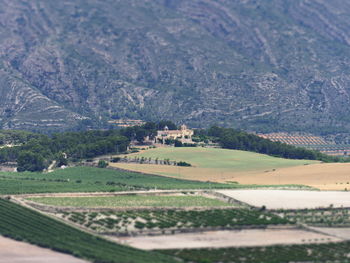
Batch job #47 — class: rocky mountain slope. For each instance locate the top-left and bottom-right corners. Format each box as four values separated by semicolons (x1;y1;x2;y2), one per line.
1;0;350;133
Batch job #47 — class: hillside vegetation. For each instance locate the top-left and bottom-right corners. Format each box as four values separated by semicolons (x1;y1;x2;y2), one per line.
2;1;350;133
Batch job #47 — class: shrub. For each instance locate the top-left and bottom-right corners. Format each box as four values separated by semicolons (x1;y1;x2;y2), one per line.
177;161;191;167
98;160;108;168
110;157;121;163
174;140;183;147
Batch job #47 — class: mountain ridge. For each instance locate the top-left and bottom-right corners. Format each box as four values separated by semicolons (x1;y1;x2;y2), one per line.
1;0;350;133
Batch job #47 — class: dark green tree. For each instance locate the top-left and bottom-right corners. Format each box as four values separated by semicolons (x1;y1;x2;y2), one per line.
57;152;68;167
17;151;46;172
97;160;108;168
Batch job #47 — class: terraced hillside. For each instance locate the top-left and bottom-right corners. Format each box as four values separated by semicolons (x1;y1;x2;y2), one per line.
2;0;350;132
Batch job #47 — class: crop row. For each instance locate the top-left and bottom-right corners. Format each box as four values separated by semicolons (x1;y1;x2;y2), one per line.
0;166;243;195
61;209;290;233
162;242;350;263
0;198;177;263
277;208;350;226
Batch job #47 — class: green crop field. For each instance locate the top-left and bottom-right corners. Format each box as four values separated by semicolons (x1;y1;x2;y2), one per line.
28;195;231;208
59;209;290;233
0;166;248;195
128;147;317;172
162;242;350;263
0;198;177;263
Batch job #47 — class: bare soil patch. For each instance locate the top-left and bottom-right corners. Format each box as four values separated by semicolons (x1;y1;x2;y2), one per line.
217;190;350;209
230;163;350;191
0;236;88;263
114;228;341;250
309;227;350;240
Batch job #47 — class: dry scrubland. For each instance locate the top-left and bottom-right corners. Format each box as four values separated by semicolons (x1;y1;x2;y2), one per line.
113;147;350;190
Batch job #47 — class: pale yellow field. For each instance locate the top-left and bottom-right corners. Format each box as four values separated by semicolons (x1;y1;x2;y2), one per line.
111;162;350;190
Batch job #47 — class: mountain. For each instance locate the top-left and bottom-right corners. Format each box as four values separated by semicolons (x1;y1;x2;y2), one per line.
1;0;350;133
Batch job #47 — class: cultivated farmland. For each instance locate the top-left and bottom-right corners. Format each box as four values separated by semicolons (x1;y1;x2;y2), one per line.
278;208;350;227
57;209;288;234
0;166;244;195
162;242;350;263
111;147;317;187
122;147;316;171
27;194;231;208
112;147;350;190
0;198;177;263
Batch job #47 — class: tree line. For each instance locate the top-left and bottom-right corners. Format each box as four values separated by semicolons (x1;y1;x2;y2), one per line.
0;121;178;172
198;126;348;162
0;130;129;172
1;121;347;172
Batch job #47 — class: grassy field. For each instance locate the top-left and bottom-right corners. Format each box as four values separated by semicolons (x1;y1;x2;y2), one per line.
0;166;252;195
28;195;232;208
59;209;290;233
162;242;350;263
112;147;350;190
126;147;316;171
0;198;177;263
112;147;318;183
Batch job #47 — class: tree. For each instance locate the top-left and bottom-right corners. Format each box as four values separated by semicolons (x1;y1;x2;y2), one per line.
57;152;68;167
135;129;147;143
97;160;108;168
174;140;183;147
17;151;46;172
157;121;177;130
